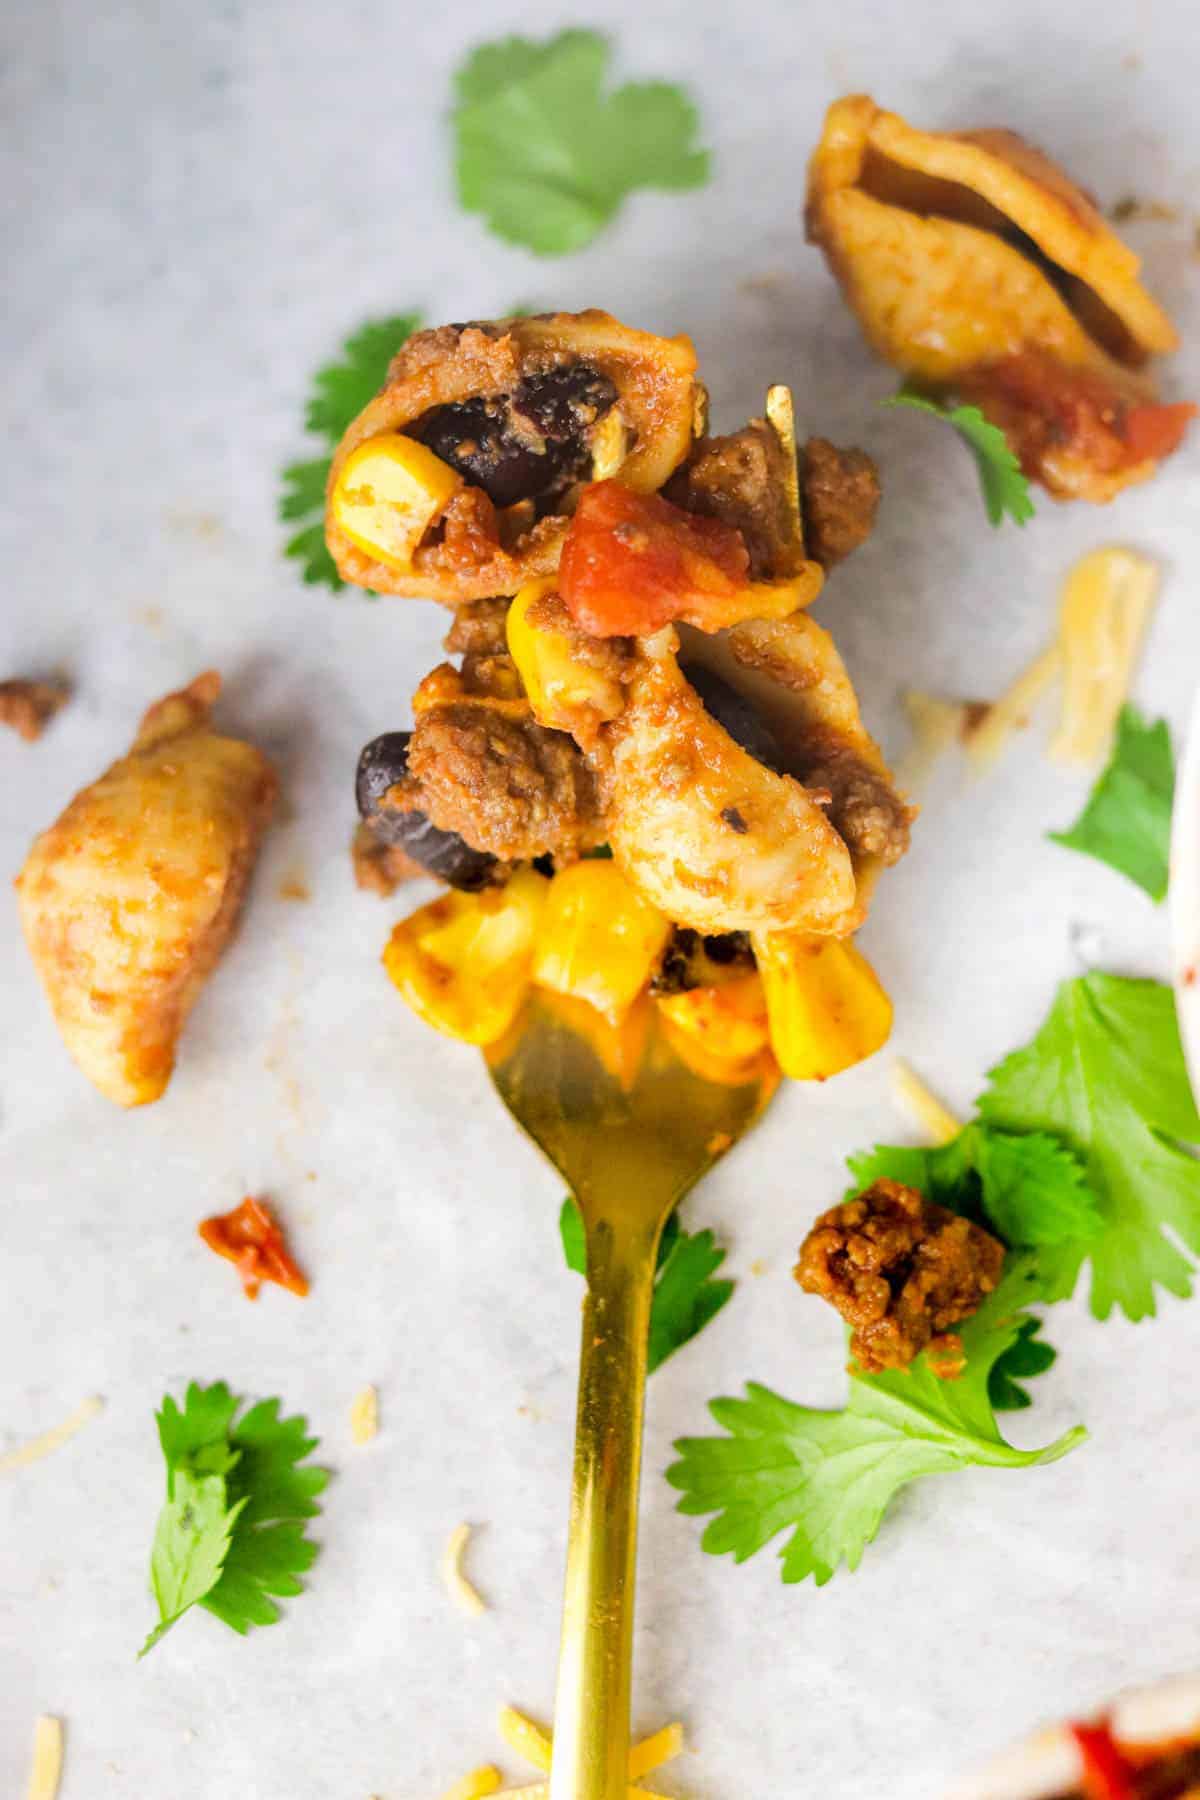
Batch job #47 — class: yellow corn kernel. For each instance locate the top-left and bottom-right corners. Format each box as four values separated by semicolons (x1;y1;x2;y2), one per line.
656;973;770;1065
532;860;672;1023
331;432;462;570
658;1009;779;1092
506;578;625;736
382;869;548;1046
752;931;892;1081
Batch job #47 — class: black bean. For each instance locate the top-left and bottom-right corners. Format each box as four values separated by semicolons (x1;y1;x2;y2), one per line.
681;665;784;772
511;362;618;442
355;732;497;892
411;361;617;511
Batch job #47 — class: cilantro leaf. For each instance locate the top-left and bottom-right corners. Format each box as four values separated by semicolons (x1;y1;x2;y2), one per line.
846;1121;1101;1248
452;30;710;256
560;1198;731;1371
279;312;422;591
989;1317;1057;1412
141;1383;326;1652
203;1397;328;1635
980;974;1200;1319
668;1257;1084;1585
885;390;1035;527
1050;705;1175;901
140;1467;246;1656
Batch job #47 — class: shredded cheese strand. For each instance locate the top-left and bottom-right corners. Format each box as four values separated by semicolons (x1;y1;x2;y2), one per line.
1051;547;1158;764
627;1722;685;1778
891;1059;963;1146
1;1397;104;1474
26;1717;64;1800
439;1767;502;1800
965;644;1062;770
349;1385;378;1445
896;690;969;789
498;1708;552;1771
442;1523;488;1617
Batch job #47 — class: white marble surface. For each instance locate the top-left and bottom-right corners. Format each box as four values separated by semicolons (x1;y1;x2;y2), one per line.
3;1;1200;1794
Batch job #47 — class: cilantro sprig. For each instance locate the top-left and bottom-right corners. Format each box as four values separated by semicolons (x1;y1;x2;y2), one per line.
560;1198;733;1373
140;1382;327;1655
280;313;422;591
1050;705;1175;901
981;973;1200;1320
668;1257;1084;1586
847;1121;1102;1251
885;389;1035;527
452;30;710;257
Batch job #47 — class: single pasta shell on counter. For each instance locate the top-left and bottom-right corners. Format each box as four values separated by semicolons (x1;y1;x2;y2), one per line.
806;95;1191;501
327;310;699;603
16;675;277;1108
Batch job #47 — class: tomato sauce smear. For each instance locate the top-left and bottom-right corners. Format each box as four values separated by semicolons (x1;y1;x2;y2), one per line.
1070;1721;1135;1800
559;479;752;637
199;1195;309;1300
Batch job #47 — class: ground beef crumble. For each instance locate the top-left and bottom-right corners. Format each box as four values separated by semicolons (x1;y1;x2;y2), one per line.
402;701;603;863
800;437;881;568
665;426;880;576
350;822;424;896
795;1178;1005;1375
798;740;915;865
0;678;69;742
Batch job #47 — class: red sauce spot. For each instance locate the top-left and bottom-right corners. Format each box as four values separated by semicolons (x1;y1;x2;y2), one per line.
960;350;1195;481
198;1196;309;1300
559;479;751;637
1070;1721;1135;1800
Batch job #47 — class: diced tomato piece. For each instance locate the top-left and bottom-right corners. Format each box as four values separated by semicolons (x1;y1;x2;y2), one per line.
960;351;1194;483
559;480;751;637
198;1195;309;1300
1070;1722;1134;1800
1122;400;1196;462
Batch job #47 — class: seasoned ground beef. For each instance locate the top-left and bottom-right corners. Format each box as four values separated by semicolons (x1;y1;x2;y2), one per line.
795;1179;1005;1374
665;426;880;576
665;424;798;578
800;438;881;568
350;822;423;896
0;678;69;741
444;596;512;658
798;740;915;865
401;702;602;863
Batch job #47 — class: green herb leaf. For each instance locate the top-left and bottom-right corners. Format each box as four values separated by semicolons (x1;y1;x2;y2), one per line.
1050;705;1175;901
280;313;422;591
979;974;1200;1319
560;1198;731;1371
846;1121;1101;1248
140;1467;246;1656
885;390;1035;527
989;1318;1057;1412
668;1257;1084;1585
141;1383;326;1652
452;30;710;256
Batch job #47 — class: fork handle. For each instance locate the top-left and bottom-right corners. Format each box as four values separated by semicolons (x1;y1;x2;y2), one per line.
549;1212;661;1800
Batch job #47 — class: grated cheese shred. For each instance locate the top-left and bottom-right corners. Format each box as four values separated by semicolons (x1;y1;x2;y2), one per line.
897;690;970;789
26;1716;64;1800
1051;546;1158;763
498;1708;552;1771
891;1059;963;1146
964;644;1062;771
1;1397;104;1474
439;1767;502;1800
441;1523;488;1617
349;1385;378;1445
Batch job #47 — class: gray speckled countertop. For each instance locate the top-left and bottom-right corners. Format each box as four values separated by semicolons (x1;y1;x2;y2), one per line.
3;1;1200;1794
